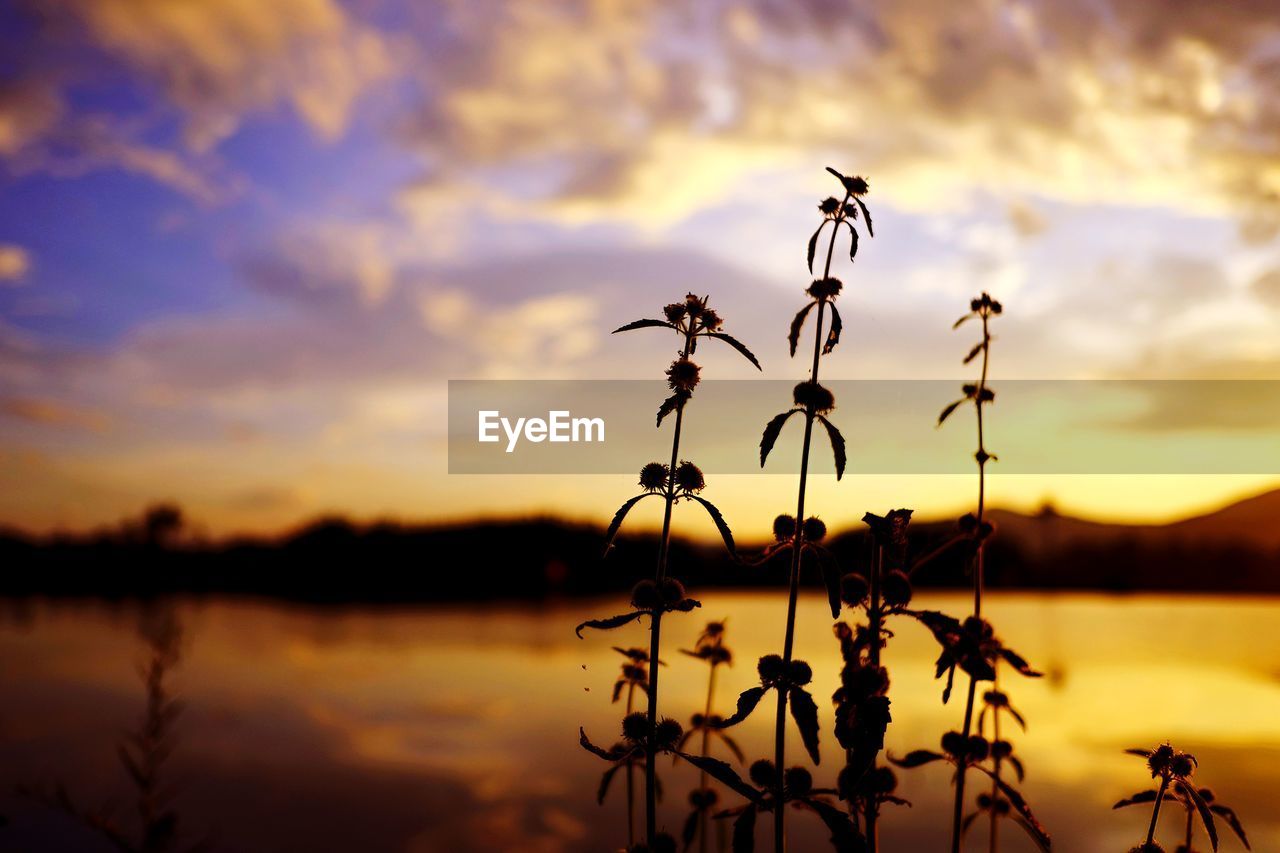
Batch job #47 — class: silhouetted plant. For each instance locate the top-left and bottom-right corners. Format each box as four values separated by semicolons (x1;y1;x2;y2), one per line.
709;761;863;853
601;647;663;847
965;686;1032;851
18;610;203;853
579;293;760;848
677;621;741;853
748;166;871;851
1115;745;1250;853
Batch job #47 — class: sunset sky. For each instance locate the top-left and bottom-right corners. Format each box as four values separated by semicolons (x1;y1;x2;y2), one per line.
3;0;1280;536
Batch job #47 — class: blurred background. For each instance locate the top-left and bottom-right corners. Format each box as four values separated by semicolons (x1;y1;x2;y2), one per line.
2;0;1280;851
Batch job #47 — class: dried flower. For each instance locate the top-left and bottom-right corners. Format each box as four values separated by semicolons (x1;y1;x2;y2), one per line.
638;462;669;493
806;277;844;300
673;461;705;493
773;514;797;542
801;516;827;542
667;358;701;393
792;381;835;413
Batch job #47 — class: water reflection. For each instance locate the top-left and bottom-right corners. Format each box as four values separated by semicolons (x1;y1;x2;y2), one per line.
1;593;1277;852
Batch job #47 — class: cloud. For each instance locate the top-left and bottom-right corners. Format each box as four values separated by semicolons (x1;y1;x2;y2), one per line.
1;396;110;431
0;243;31;282
47;0;396;150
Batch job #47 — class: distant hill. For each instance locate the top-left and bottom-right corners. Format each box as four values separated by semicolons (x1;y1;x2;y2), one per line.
1;490;1278;600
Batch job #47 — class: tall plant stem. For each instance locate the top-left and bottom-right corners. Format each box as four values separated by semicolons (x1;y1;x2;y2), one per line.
627;682;637;848
866;543;884;851
698;662;719;853
1146;777;1171;846
950;311;992;853
987;676;1001;853
774;192;849;852
646;326;696;845
1183;804;1193;851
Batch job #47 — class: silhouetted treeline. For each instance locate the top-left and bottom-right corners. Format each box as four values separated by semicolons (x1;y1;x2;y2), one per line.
1;507;1277;601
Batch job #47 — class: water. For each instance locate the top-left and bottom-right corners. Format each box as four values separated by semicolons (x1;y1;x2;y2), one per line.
1;593;1277;852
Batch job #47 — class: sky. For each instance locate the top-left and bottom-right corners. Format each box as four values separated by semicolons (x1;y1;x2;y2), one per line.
3;0;1280;537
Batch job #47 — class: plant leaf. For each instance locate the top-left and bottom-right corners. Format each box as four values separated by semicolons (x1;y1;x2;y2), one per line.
575;610;645;639
802;797;866;853
953;313;975;329
1008;754;1025;782
677;752;765;804
732;805;757;853
999;648;1042;678
971;767;1051;852
888;750;946;768
816;414;846;479
1209;803;1249;849
1124;748;1154;759
1179;781;1219;852
855;197;874;238
760;408;801;467
683;808;701;847
843;218;859;261
614;318;678;334
823;302;842;355
603;493;658;555
704;332;763;371
1113;789;1161;809
656;391;689;427
808;543;842;619
937;399;965;426
789;686;821;765
716;686;768;728
686;494;737;559
579;727;623;761
807;223;827;274
716;730;746;764
597;764;621;804
963;341;985;364
789;303;816;357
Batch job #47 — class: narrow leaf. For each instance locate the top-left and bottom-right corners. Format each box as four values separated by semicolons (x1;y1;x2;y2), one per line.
704;332;762;371
999;648;1042;678
816;414;846;479
656;391;688;427
789;303;816;357
963;341;985;364
1209;803;1249;849
937;399;965;426
807;223;826;274
614;318;677;334
888;750;946;768
802;797;865;853
579;727;622;761
1179;781;1219;852
972;767;1051;852
953;313;975;329
716;730;746;764
575;610;645;639
716;686;767;728
603;493;657;555
822;302;842;355
677;752;765;804
808;544;842;619
687;494;737;559
682;808;700;846
855;197;874;237
597;764;621;804
1113;790;1160;809
843;219;859;261
760;409;801;467
789;687;821;765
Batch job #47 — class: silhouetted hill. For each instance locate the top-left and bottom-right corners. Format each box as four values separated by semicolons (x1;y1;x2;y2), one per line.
1;491;1278;600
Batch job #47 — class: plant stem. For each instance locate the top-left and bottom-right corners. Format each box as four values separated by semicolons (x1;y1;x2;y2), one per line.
627;682;636;848
950;310;992;853
645;325;696;846
988;679;1001;853
1184;803;1193;851
698;662;719;853
1146;776;1170;846
774;192;849;853
866;543;884;851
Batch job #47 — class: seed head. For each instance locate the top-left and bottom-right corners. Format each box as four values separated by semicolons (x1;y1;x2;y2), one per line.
699;309;723;332
994;798;1011;815
674;461;705;493
784;766;813;796
844;663;889;697
793;381;835;413
638;462;669;492
840;572;869;607
749;759;778;788
757;654;785;684
866;766;897;794
819;197;841;215
983;690;1008;707
806;277;844;301
773;514;797;542
654;717;684;750
1148;744;1175;776
667;359;701;393
941;731;967;757
977;793;992;809
802;516;827;542
842;202;859;219
991;739;1013;759
663;302;687;323
689;787;719;808
1170;751;1196;778
660;577;686;605
787;659;813;686
843;175;870;196
622;712;650;743
881;570;913;607
684;293;706;318
967;735;990;762
631;580;662;610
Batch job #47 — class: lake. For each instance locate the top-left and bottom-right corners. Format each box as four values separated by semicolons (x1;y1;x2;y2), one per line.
1;593;1277;852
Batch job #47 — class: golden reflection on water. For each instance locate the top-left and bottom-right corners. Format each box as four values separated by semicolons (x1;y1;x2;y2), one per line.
1;593;1278;852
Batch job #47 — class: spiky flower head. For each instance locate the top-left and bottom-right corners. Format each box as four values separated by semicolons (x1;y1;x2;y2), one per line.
807;277;843;300
654;717;684;750
1148;743;1175;777
773;514;797;542
699;309;723;332
638;462;669;492
787;659;813;686
793;380;835;413
1170;751;1197;778
802;516;826;542
784;766;813;796
622;711;650;742
663;302;687;323
689;787;719;808
971;291;1003;315
749;759;778;788
844;175;870;196
683;293;706;318
757;654;785;684
882;569;913;606
674;461;705;493
819;197;841;215
631;579;662;610
660;577;686;604
840;572;869;607
667;358;701;392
